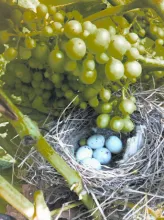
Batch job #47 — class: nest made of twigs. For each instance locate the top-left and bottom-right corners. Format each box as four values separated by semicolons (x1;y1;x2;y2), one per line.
16;86;164;220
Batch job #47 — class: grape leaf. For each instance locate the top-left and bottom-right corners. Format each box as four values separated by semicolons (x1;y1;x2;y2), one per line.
0;146;16;170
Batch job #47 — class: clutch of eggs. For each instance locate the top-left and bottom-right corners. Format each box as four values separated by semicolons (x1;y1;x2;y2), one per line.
76;134;123;170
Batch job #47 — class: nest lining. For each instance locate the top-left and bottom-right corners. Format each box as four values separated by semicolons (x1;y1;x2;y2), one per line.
16;86;164;219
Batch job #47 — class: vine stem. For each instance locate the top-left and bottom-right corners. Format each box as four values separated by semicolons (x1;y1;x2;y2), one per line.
0;89;102;220
0;175;83;219
139;55;164;71
0;175;34;220
84;0;164;23
84;0;140;21
51;201;83;217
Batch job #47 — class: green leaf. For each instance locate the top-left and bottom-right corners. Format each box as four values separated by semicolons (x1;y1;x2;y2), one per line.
0;146;16;170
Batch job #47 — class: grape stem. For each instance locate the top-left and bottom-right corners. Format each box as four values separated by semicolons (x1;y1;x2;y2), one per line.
139;55;164;71
0;89;102;220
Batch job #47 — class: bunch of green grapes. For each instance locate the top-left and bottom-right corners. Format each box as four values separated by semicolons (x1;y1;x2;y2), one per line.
0;2;158;133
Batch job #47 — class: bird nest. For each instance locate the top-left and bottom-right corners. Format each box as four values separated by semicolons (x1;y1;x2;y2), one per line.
16;86;164;220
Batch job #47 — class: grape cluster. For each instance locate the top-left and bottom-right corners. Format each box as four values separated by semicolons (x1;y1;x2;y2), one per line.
0;3;150;132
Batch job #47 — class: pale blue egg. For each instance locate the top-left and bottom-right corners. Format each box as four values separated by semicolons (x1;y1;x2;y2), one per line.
87;134;105;149
80;158;101;170
93;148;112;164
105;136;123;154
76;146;93;162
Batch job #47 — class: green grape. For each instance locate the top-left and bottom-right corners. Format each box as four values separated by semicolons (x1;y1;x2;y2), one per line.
129;96;136;103
138;29;146;38
35;88;43;95
36;4;48;18
143;74;150;80
109;116;124;132
53;12;65;23
83;87;98;100
86;28;110;54
96;114;110;128
31;80;40;89
58;99;67;108
124;61;142;79
44;80;54;90
114;16;129;29
130;78;137;84
99;88;111;102
61;84;69;92
65;89;74;99
42;26;54;37
19;46;32;60
95;52;109;64
0;31;10;44
99;102;112;114
23;10;35;23
22;85;30;93
2;71;15;87
33;72;43;82
126;47;140;60
82;30;90;39
88;96;99;107
72;10;83;21
44;71;51;79
51;74;62;84
32;42;50;62
15;79;22;88
137;45;146;55
0;44;5;54
64;20;82;38
119;99;136;115
80;69;97;85
105;58;124;81
43;91;51;100
48;5;56;14
150;24;158;35
27;23;37;31
65;38;86;60
15;64;32;83
56;89;63;98
25;37;36;49
80;102;87;109
79;138;87;146
11;9;22;24
153;71;164;79
28;88;36;101
83;58;95;71
157;28;164;38
28;58;41;69
51;22;63;34
40;82;45;89
126;33;139;44
48;49;65;72
122;118;134;132
155;38;164;46
32;96;48;113
108;26;116;37
82;21;97;34
64;60;77;72
73;96;80;106
108;35;130;60
4;47;17;61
